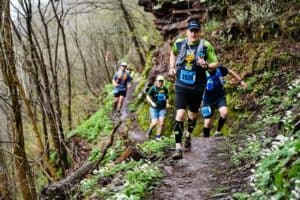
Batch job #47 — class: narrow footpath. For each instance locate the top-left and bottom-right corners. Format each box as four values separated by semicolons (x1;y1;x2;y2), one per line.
119;77;243;200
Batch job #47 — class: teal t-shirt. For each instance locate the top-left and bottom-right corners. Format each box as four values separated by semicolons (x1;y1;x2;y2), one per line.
147;85;168;109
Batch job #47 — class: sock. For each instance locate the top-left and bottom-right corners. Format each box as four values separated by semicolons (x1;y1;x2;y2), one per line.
146;128;152;136
203;127;210;137
187;118;196;137
173;120;184;143
217;117;226;131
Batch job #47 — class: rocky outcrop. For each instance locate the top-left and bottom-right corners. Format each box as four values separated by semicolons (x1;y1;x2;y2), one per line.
138;0;222;83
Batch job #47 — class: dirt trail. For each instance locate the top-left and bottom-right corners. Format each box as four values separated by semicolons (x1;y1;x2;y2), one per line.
119;77;235;200
149;137;231;200
120;76;147;142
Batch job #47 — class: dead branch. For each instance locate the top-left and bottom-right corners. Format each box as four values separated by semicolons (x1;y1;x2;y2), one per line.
40;121;121;199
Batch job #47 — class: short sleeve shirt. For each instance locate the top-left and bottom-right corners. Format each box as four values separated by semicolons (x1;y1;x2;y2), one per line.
113;70;132;91
147;85;169;109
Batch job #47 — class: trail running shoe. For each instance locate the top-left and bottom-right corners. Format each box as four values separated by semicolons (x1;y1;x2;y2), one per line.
155;135;161;141
184;137;191;151
172;149;183;160
214;131;223;137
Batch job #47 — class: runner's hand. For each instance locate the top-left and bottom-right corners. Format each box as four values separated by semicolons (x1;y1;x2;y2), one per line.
166;102;171;108
198;57;208;69
240;80;247;89
168;68;176;76
151;102;157;107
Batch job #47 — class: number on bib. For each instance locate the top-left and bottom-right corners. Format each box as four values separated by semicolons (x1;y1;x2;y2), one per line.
180;70;196;85
201;106;212;117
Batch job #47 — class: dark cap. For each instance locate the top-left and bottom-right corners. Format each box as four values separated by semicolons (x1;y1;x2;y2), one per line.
188;20;201;31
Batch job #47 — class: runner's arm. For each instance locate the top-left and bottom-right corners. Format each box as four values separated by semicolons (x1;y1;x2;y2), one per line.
112;77;118;87
201;40;220;70
169;51;176;76
228;69;247;89
146;94;157;107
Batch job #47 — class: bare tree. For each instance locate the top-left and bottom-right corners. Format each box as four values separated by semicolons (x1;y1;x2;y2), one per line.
0;0;37;198
118;0;145;68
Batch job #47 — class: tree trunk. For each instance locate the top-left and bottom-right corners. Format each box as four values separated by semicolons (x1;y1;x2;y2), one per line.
50;0;72;131
0;151;12;200
0;1;37;198
118;0;146;68
71;25;99;97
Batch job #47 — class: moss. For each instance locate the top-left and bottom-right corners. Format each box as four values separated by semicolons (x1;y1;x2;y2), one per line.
137;103;150;131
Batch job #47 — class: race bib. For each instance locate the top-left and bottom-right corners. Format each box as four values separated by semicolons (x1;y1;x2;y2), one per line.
201;106;212;117
180;69;196;85
157;93;166;101
113;88;119;94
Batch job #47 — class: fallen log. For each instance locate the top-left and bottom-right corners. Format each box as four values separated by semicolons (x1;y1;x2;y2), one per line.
115;145;148;164
40;121;121;200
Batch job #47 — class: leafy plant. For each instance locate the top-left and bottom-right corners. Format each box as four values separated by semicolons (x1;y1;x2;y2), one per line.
250;138;300;199
115;163;163;199
73;84;114;141
140;136;174;158
231;138;261;166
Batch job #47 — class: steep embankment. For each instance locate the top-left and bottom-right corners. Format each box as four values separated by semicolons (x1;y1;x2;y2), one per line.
135;0;300;199
43;1;299;199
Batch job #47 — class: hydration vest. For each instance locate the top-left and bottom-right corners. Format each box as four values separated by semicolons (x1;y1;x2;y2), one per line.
205;68;225;91
175;39;207;86
116;71;128;84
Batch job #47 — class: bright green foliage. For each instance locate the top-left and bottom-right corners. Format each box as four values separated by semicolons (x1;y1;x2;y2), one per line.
231;138;261;166
137;103;150;131
78;160;163;199
80;176;99;195
233;75;300;198
73;84;114;141
250;138;300;199
140;136;174;158
121;163;163;198
88;149;101;162
101;160;144;178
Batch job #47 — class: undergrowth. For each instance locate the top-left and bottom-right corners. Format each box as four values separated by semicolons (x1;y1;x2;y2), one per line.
76;137;173;199
232;73;300;199
71;84;114;141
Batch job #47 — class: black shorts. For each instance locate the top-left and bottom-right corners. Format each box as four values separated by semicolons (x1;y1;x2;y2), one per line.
202;96;227;118
114;90;127;97
175;86;204;113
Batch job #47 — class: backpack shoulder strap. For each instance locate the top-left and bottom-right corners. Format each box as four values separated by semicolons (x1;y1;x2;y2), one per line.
176;39;188;65
197;39;206;58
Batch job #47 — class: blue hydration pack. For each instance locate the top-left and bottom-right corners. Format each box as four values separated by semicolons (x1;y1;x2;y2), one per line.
205;68;225;91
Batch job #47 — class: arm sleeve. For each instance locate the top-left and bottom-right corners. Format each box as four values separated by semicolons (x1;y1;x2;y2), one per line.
204;40;218;63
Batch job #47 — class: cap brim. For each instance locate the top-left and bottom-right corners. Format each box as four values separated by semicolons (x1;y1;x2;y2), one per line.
188;27;200;30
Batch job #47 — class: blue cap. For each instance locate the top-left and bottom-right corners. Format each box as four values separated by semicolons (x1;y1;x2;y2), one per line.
188;21;201;31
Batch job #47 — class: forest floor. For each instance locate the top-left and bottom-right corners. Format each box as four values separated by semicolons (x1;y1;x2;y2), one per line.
119;78;248;200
